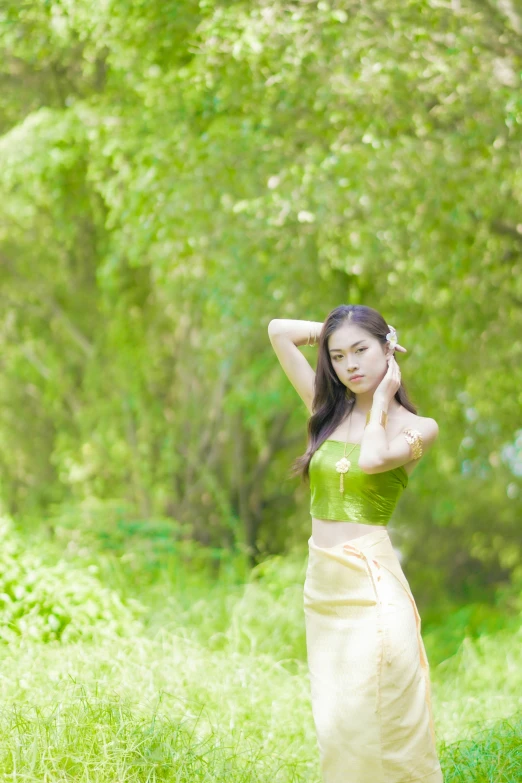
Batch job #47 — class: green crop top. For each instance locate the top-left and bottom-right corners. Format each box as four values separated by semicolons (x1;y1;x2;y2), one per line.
309;440;408;525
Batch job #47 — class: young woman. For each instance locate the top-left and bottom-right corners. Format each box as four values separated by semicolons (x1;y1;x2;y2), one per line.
268;305;443;783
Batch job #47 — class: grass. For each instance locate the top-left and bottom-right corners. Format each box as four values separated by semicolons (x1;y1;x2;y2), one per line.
0;515;520;781
0;630;318;781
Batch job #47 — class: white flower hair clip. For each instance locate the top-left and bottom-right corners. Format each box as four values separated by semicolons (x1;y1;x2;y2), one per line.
386;324;398;350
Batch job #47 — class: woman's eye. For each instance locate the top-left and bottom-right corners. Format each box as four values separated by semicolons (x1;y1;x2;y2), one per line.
334;348;366;360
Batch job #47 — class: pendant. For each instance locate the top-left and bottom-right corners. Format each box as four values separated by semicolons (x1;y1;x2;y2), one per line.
335;457;351;495
336;457;351;473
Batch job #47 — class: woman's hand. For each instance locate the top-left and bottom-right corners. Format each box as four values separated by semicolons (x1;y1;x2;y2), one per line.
373;353;402;404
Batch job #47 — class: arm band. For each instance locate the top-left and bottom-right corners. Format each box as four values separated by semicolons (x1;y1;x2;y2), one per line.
403;428;423;460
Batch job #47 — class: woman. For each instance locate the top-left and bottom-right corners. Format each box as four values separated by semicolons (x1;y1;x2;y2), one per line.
268;305;443;783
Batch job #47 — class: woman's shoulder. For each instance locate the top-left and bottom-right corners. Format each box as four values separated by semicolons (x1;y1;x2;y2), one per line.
397;408;438;430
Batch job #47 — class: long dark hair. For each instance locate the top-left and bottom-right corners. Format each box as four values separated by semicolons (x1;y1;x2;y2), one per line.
290;304;418;483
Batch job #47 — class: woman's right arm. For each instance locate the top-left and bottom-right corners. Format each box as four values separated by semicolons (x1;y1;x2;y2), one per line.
267;319;323;414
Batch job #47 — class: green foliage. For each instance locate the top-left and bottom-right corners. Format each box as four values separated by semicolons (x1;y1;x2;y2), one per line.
440;715;522;783
1;2;522;775
0;538;519;780
176;552;310;665
0;0;522;604
1;693;294;782
0;515;144;644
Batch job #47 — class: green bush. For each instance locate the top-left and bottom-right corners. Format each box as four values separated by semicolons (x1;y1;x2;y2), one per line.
0;515;145;644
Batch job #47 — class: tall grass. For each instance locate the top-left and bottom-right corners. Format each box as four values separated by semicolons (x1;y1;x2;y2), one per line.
0;512;520;781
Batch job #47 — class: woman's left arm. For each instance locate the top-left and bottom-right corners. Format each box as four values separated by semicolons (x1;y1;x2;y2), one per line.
359;418;439;474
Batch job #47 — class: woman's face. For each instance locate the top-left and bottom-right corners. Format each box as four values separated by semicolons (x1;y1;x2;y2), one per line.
327;324;392;393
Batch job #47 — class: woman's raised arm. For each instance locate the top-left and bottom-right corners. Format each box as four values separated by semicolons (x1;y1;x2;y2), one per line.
267;319;323;414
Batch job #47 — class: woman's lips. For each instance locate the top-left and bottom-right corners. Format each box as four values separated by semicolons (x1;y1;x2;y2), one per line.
349;375;364;382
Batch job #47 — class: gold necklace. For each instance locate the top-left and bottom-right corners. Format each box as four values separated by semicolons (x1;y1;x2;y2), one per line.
334;411;359;494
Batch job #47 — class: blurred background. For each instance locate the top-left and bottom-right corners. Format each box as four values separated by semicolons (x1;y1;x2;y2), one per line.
0;1;521;780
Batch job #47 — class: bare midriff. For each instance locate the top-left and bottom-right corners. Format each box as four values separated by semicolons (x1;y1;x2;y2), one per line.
310;518;382;547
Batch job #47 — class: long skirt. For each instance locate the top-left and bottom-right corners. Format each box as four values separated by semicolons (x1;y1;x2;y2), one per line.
303;528;443;783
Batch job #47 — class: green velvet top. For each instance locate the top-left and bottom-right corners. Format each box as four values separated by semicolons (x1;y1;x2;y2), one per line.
309;440;408;525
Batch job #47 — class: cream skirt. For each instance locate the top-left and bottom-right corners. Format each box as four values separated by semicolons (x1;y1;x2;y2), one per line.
303;528;443;783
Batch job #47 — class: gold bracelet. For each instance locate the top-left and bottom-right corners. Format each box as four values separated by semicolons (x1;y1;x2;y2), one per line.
365;408;388;428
